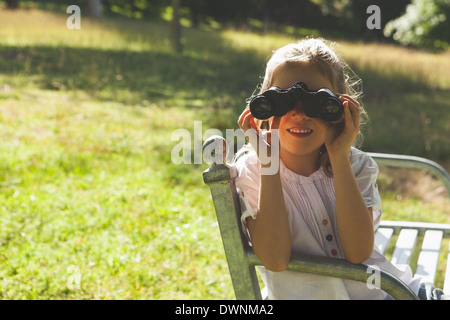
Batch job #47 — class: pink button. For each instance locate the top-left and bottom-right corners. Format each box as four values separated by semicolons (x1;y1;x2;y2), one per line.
322;219;328;225
331;249;337;256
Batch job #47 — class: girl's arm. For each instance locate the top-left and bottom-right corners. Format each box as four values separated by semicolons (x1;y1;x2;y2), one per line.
330;155;374;264
325;96;374;264
247;168;291;272
238;108;291;272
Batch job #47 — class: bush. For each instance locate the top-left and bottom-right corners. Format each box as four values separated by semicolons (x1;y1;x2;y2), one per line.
384;0;450;50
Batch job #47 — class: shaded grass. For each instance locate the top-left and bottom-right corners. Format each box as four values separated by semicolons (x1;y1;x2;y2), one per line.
0;9;449;299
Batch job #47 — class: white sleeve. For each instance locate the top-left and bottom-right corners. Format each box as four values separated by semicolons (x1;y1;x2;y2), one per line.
350;148;383;229
234;150;260;242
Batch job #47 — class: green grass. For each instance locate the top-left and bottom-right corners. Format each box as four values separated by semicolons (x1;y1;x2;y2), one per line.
0;90;234;299
0;9;449;299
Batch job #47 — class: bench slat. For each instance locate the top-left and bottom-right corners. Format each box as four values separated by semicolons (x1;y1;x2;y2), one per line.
415;230;443;283
391;229;418;266
375;228;394;254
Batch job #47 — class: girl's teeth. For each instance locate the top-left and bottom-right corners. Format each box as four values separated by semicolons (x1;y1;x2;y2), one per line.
289;129;311;134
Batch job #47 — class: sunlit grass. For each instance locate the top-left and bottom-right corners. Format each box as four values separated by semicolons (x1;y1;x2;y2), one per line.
0;8;448;299
222;31;450;89
0;88;233;299
338;41;450;89
0;9;170;52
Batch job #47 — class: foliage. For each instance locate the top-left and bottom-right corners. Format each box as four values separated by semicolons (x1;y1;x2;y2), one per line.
103;0;167;19
384;0;450;50
0;0;409;41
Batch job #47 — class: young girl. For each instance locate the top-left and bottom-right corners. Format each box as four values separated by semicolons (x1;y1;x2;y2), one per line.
234;38;421;299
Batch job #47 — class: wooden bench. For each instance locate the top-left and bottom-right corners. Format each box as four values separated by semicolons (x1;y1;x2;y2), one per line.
202;135;450;300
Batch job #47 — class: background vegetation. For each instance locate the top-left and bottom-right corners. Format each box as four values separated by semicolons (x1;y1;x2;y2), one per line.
0;2;449;299
10;0;448;50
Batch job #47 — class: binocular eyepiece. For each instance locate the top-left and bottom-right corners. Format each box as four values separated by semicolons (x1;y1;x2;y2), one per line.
249;81;343;122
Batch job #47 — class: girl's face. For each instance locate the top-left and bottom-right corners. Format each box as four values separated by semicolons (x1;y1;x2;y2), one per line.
271;61;337;162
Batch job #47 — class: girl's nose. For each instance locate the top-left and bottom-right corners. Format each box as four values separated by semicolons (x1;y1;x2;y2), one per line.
290;101;309;118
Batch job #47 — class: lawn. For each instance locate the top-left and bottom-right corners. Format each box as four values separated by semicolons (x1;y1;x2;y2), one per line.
0;9;449;299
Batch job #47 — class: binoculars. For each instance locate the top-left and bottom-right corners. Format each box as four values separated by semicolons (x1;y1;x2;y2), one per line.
249;81;343;122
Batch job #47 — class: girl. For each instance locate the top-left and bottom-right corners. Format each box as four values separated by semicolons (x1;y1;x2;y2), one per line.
235;38;421;299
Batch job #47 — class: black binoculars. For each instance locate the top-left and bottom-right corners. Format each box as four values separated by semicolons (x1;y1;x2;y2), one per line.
249;81;343;122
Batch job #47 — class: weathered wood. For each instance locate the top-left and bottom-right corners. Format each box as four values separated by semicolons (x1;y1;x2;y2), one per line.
204;165;261;300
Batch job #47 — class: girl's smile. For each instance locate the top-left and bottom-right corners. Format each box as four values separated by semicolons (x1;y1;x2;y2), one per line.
286;125;313;138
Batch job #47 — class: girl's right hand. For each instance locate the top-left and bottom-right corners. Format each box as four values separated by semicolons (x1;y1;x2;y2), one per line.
237;107;290;270
237;106;281;160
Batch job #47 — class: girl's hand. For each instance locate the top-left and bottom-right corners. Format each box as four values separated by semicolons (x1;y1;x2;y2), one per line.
318;95;360;159
238;107;291;270
237;106;281;161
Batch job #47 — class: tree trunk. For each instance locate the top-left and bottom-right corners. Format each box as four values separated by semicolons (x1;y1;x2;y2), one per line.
6;0;19;9
189;2;199;28
170;0;183;54
263;6;271;34
87;0;102;18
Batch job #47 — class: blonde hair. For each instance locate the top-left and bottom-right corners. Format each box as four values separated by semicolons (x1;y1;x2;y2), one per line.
250;38;367;176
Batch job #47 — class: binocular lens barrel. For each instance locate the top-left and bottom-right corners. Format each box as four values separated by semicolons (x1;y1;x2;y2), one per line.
317;98;343;122
249;82;343;122
249;96;273;120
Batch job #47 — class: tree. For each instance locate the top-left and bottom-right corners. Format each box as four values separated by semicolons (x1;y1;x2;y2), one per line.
87;0;103;18
170;0;182;54
6;0;19;9
384;0;450;50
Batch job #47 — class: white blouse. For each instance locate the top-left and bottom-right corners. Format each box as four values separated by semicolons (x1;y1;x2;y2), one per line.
234;146;421;300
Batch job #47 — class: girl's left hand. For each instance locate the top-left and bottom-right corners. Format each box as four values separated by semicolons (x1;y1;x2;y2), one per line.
318;94;360;158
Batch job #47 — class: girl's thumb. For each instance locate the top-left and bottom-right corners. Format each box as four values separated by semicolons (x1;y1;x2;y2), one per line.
271;116;281;130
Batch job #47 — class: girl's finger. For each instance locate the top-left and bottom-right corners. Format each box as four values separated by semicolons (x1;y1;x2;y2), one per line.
339;97;359;129
249;117;259;132
343;101;355;130
351;102;360;128
237;107;252;130
241;112;253;131
346;99;360;129
270;116;281;130
242;110;261;136
339;94;360;109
